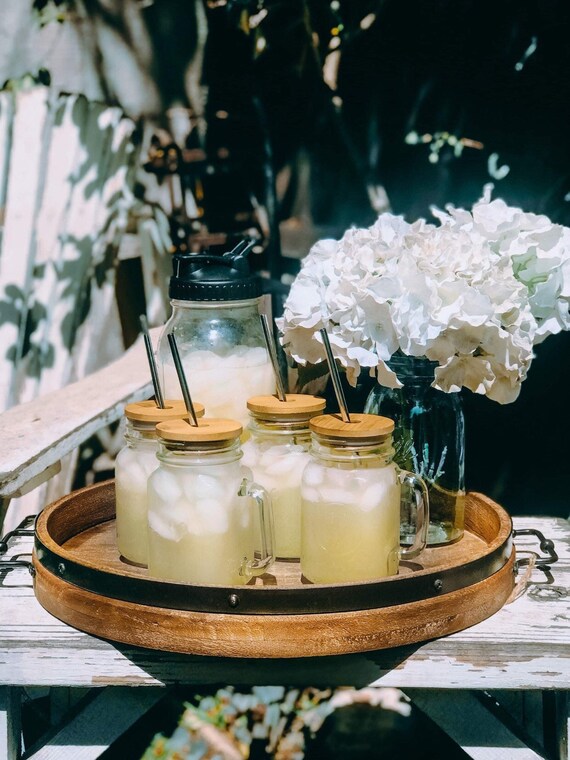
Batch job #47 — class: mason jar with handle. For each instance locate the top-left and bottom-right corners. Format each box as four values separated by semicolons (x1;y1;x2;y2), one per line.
114;399;205;566
147;417;275;586
301;413;429;584
156;248;275;428
241;393;326;560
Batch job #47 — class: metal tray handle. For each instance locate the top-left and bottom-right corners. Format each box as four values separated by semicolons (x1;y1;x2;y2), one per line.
513;528;558;573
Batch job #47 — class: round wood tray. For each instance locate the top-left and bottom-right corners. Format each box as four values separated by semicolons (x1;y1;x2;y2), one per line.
33;480;515;658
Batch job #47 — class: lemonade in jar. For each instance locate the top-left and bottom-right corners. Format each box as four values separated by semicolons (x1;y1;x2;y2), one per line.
301;413;429;584
114;399;204;565
241;393;325;559
147;417;274;586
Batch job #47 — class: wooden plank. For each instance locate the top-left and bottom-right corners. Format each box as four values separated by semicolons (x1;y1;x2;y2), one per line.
406;690;545;759
69;108;136;382
0;91;15;244
16;96;135;405
0;87;49;410
0;686;22;760
21;97;124;401
0;518;568;690
0;331;157;499
17;94;91;405
24;687;164;760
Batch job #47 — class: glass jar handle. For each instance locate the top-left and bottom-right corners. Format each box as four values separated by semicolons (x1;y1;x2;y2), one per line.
398;470;429;560
240;479;275;577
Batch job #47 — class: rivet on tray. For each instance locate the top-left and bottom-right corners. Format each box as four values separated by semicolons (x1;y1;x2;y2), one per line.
433;579;443;592
228;593;240;608
57;562;66;575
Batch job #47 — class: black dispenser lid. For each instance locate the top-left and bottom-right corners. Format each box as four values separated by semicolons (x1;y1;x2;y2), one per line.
169;240;263;302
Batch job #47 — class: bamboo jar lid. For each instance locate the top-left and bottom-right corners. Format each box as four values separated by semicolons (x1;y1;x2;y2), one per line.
156;417;243;443
247;393;325;419
125;399;205;423
309;413;394;443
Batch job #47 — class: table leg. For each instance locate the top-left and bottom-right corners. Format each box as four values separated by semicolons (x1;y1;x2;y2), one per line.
542;691;568;760
0;686;22;760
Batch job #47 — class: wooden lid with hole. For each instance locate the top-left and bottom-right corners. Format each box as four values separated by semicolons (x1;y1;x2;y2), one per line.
309;413;394;442
247;393;325;417
124;399;205;423
156;417;242;443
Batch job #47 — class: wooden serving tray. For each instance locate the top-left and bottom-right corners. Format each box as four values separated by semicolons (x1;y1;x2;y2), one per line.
33;481;515;658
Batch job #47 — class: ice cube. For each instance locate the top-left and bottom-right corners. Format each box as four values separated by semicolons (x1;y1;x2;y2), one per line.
148;511;185;542
263;456;299;478
140;450;159;476
195;473;227;501
122;460;149;493
149;469;182;503
187;350;216;368
302;463;324;487
360;483;389;512
117;446;138;469
193;498;229;534
323;467;351;487
301;486;319;503
240;441;257;469
168;498;193;526
180;472;198;501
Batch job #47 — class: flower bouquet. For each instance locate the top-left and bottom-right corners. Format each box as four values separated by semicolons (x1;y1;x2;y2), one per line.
277;187;570;542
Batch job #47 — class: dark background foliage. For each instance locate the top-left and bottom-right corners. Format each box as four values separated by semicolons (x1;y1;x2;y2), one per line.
173;0;570;517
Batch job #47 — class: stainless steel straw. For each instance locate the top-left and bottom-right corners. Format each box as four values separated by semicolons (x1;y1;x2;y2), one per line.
319;328;351;423
139;315;165;409
167;333;199;426
260;314;287;402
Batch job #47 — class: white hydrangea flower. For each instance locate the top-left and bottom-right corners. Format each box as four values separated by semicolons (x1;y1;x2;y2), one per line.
435;185;570;343
278;191;570;404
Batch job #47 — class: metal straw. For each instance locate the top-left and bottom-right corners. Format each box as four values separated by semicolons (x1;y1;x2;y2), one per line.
260;314;287;402
167;333;199;426
319;328;351;423
139;315;165;409
224;237;256;260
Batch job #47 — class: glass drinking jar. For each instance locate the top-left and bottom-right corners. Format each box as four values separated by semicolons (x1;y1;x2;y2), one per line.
147;417;275;586
114;399;204;566
157;253;275;427
300;413;429;584
241;393;326;559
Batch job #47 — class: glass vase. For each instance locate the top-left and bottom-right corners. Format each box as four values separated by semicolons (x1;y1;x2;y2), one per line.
363;355;465;545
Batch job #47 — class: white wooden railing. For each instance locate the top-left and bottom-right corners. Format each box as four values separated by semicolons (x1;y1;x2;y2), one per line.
0;85;146;530
0;333;160;531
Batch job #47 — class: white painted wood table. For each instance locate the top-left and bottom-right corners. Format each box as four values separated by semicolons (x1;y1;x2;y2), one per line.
0;515;568;759
0;340;567;758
